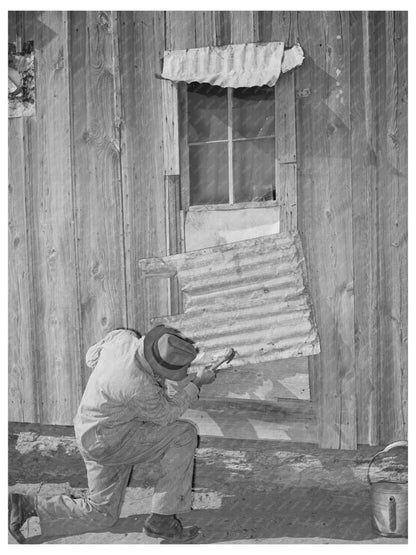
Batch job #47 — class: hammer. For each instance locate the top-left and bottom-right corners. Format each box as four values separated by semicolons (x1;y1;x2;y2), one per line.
209;348;236;375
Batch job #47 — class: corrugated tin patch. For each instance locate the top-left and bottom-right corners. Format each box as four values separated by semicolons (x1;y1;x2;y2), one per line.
161;42;304;88
139;232;320;369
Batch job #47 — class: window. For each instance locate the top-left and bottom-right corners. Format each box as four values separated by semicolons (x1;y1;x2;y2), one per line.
180;82;278;207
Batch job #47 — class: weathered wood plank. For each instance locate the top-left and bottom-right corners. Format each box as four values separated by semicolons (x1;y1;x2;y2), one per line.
214;11;231;46
183;398;316;443
119;11;169;333
195;11;216;47
270;11;298;45
196;397;315;421
257;11;272;43
8;118;37;422
161;80;179;175
178;83;190;212
230;11;256;43
70;12;127;383
164;10;196;318
200;357;310;401
165;11;196;50
296;12;356;449
275;72;296;164
378;12;408;442
28;12;82;424
165;175;183;315
394;11;408;442
278;163;297;232
184;205;279;251
275;68;297;232
350;12;379;446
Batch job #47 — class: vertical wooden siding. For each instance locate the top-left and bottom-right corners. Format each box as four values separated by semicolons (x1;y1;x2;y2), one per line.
8;11;407;446
296;12;356;449
70;12;127;384
350;12;380;445
8;116;37;422
118;12;169;332
371;12;407;443
349;12;407;445
20;12;83;423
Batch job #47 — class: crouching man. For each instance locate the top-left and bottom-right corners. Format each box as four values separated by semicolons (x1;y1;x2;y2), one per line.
9;325;216;543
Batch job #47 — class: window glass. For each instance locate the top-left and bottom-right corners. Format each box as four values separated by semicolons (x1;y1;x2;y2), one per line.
233;138;275;203
189;143;228;205
186;83;276;206
233;86;275;139
188;83;228;143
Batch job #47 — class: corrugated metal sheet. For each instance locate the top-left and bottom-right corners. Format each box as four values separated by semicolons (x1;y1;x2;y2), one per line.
139;231;320;369
161;42;304;88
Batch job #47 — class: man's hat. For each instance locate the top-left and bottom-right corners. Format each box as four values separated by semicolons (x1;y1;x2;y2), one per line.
143;325;198;374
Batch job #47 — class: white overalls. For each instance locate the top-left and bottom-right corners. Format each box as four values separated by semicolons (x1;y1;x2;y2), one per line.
35;330;199;537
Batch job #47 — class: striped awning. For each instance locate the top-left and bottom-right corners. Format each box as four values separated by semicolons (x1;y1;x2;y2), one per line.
161;42;304;88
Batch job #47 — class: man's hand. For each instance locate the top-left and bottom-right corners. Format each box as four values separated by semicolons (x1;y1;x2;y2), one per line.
166;375;195;394
190;368;216;388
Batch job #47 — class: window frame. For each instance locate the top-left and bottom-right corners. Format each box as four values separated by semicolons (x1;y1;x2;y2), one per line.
161;63;298;242
179;83;281;209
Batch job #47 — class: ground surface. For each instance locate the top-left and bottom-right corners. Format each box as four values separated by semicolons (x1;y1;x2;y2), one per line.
9;429;408;545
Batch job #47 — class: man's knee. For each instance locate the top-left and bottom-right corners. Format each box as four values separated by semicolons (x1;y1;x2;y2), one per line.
173;420;198;448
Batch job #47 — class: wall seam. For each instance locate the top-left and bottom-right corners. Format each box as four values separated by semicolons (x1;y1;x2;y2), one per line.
66;11;85;396
111;11;130;329
21;11;42;423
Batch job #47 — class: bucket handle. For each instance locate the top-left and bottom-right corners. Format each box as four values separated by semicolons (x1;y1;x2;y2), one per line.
367;440;408;485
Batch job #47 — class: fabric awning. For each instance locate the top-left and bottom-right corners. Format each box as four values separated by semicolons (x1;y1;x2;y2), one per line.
161;42;304;88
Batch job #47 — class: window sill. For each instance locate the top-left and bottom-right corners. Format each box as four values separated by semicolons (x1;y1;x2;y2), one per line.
188;200;279;211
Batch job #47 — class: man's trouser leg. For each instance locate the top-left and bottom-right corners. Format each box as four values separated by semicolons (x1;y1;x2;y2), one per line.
35;460;131;536
148;420;198;515
35;420;198;537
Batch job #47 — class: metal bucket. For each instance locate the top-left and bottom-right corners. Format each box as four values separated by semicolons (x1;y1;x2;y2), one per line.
367;440;408;538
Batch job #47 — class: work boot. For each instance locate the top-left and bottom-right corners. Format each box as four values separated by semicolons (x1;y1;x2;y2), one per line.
8;493;37;544
143;513;200;542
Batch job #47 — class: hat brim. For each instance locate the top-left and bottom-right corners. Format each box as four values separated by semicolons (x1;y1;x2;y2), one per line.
144;325;190;374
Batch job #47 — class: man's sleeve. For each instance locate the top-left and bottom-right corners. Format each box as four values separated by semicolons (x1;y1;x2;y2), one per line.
130;378;199;427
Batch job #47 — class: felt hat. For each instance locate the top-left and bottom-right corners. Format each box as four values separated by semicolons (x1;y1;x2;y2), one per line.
143;325;198;374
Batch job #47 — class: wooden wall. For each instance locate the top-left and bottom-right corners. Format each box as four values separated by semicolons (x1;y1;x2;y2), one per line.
8;11;407;448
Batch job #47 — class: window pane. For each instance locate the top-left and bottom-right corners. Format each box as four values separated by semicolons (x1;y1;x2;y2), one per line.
188;83;228;143
189;143;228;205
233;86;275;139
233;138;275;203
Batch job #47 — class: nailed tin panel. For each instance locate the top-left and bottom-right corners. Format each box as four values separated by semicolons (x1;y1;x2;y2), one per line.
161;42;304;88
139;231;320;369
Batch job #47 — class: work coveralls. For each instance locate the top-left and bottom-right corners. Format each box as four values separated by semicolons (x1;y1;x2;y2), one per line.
34;329;200;537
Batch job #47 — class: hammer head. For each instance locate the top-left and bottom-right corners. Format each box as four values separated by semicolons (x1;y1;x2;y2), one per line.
224;348;236;364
